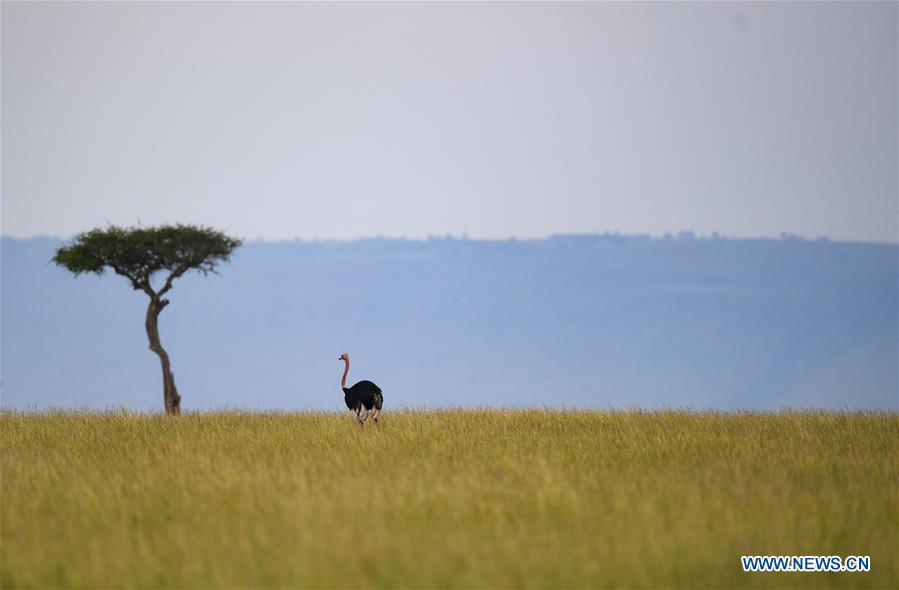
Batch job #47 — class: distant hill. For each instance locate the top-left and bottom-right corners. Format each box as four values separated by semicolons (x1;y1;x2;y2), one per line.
2;235;896;411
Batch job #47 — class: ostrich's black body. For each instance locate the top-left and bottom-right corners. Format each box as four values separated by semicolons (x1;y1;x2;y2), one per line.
343;380;383;413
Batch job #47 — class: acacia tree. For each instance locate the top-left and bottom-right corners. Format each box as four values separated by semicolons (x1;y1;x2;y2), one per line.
53;224;242;414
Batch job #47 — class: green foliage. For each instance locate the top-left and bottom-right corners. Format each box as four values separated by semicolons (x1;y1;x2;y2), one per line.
52;224;242;294
1;410;896;588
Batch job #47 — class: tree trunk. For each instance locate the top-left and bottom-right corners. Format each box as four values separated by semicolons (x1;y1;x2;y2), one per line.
145;299;181;414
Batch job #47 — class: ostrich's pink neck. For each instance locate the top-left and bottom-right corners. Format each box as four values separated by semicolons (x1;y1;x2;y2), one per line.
341;358;349;389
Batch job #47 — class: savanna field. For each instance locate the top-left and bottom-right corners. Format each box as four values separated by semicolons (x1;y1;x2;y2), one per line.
1;410;896;589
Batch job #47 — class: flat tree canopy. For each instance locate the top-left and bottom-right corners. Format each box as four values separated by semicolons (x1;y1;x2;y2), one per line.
53;224;242;294
53;224;242;413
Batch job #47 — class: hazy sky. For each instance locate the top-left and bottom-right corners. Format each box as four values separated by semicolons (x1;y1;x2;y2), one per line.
2;1;896;242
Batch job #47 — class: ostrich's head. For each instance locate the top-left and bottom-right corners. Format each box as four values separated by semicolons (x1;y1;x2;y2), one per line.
339;353;349;362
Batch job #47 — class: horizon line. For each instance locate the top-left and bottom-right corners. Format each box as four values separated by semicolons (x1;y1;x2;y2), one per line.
2;230;897;247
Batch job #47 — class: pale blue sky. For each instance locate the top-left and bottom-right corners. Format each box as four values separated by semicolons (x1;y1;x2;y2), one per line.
2;1;896;242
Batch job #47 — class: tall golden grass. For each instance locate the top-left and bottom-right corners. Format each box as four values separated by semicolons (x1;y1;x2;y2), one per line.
1;409;896;588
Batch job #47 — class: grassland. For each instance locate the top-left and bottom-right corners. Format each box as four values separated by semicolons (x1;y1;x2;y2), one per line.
1;410;896;588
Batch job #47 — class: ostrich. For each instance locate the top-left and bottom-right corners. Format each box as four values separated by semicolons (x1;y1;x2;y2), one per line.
339;353;383;427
